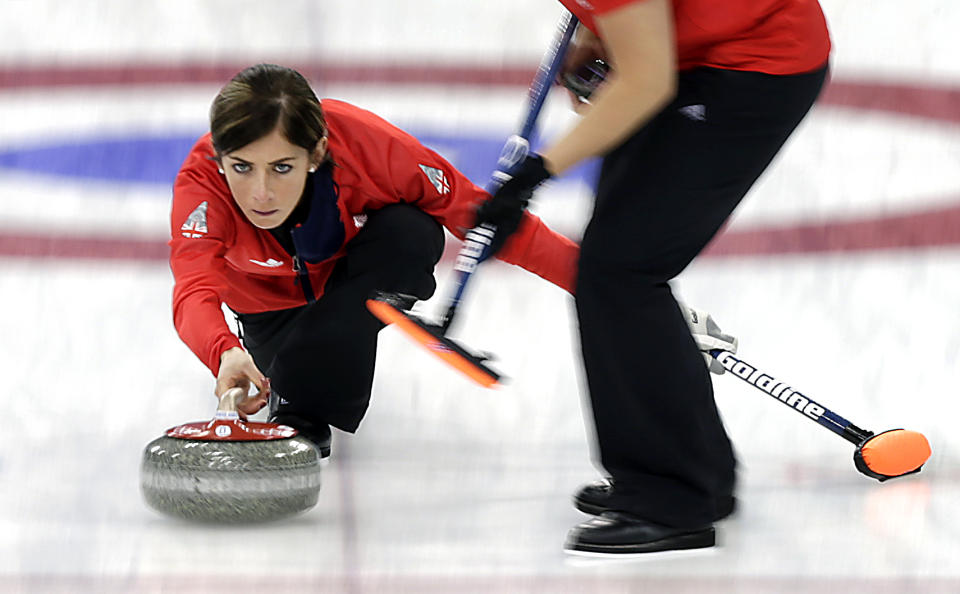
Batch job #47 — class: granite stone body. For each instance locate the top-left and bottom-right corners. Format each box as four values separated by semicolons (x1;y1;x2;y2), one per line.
140;435;323;523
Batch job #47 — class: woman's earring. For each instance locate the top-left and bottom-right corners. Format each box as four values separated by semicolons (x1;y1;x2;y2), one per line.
217;167;225;174
308;166;317;173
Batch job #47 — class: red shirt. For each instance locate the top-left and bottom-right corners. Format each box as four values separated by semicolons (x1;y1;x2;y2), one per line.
560;0;830;75
170;99;578;376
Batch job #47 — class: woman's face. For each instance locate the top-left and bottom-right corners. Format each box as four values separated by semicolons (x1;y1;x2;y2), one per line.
220;126;326;229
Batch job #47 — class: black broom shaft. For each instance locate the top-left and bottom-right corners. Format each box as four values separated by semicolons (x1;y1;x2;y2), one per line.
710;350;874;446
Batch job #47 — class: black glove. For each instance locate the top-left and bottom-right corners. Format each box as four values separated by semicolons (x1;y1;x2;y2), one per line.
473;154;552;256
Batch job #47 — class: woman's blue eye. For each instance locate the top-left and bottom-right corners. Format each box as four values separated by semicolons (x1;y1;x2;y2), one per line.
231;163;251;173
274;163;293;173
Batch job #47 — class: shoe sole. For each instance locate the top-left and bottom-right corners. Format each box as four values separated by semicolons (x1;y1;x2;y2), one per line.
564;527;715;556
563;546;719;564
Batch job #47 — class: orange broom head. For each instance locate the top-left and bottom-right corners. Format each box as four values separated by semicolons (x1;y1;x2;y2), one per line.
366;298;501;388
857;429;931;479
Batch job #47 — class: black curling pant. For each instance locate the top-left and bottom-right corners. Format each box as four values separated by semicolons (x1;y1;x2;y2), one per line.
577;66;827;528
236;204;444;433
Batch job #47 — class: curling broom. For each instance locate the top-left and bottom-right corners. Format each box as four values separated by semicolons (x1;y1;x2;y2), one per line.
712;349;931;481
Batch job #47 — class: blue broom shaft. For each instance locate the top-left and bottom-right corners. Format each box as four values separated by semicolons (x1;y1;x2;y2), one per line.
440;13;579;333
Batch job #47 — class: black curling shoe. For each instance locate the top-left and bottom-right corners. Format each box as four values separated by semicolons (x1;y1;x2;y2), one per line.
269;413;332;458
572;480;615;516
564;511;715;556
573;479;737;522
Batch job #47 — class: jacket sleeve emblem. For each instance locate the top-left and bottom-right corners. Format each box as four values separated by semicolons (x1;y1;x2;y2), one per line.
180;201;209;238
419;164;451;195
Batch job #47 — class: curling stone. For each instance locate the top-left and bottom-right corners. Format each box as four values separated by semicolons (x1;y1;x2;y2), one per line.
140;387;323;523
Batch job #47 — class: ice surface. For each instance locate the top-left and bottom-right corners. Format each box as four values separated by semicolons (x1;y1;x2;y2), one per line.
1;1;958;592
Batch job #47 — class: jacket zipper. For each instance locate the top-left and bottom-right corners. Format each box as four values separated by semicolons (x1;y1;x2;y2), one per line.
291;225;316;305
292;254;316;304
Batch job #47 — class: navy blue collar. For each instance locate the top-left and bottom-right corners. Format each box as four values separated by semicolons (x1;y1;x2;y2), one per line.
287;163;346;264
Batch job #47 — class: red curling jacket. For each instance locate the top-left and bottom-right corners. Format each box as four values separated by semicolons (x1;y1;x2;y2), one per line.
170;99;579;377
561;0;830;75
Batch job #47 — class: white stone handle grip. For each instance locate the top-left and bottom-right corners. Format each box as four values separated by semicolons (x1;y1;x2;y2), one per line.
215;387;246;419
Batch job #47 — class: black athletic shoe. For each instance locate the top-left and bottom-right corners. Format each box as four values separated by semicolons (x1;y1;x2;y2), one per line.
269;413;332;458
573;479;737;522
572;480;615;516
564;511;715;556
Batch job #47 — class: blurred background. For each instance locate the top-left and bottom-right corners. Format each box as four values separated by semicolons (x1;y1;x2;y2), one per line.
0;1;958;592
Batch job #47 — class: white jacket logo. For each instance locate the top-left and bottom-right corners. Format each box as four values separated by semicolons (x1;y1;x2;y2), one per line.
679;104;707;121
181;201;208;238
419;165;450;195
249;258;284;268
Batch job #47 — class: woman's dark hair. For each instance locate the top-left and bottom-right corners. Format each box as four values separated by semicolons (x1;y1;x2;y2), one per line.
210;63;327;156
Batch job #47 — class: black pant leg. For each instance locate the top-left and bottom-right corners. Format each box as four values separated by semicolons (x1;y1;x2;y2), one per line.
577;66;827;528
238;204;444;432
